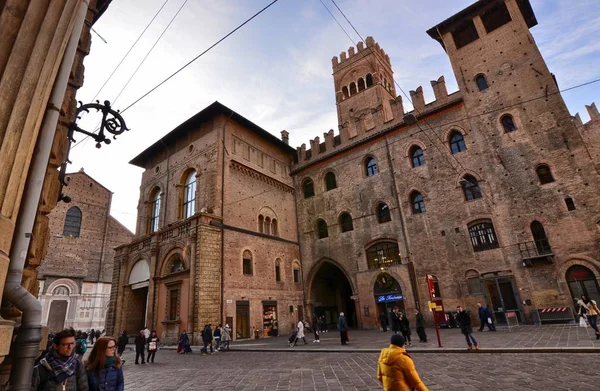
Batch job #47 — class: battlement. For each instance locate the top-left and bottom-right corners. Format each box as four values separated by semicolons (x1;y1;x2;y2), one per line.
292;76;461;166
573;102;599;127
331;36;391;70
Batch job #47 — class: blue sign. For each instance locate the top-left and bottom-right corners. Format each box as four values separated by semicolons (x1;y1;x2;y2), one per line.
376;294;403;303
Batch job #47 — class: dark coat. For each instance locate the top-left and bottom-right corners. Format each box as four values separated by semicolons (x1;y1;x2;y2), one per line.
477;306;486;321
31;351;89;391
86;365;124;391
337;315;349;332
116;334;128;350
457;310;473;334
390;312;401;332
134;335;146;352
202;327;213;343
312;318;319;332
415;312;425;328
399;316;411;334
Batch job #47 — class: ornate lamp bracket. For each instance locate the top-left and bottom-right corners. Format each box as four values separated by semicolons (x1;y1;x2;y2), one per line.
68;100;129;148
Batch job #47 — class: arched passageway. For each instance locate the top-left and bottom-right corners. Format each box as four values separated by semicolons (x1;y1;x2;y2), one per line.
566;265;600;306
125;260;150;333
310;262;356;328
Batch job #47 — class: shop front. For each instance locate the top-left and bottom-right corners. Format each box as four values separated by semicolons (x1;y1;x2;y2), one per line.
262;301;278;337
374;273;404;328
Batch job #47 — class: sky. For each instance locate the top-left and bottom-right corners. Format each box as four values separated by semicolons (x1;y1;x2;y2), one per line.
68;0;600;233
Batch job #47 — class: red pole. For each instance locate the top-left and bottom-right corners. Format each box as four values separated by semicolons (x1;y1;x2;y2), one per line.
426;275;442;347
433;309;442;348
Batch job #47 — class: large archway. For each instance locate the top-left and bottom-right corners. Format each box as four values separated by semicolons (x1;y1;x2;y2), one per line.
310;261;356;328
125;259;150;334
566;265;600;306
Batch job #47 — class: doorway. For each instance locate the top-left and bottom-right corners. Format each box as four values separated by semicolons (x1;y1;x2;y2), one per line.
236;301;250;339
566;265;600;306
125;286;148;334
48;300;68;333
373;273;404;328
310;261;356;328
482;275;522;324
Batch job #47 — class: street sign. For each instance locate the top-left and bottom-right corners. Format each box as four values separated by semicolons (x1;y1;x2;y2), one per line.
435;306;443;311
428;302;437;309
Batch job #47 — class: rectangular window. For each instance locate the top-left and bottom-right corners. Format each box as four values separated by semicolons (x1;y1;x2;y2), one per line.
243;258;253;275
168;289;179;320
151;197;160;232
293;268;300;283
480;2;512;33
467;278;481;295
275;264;281;282
565;197;576;211
183;177;196;218
469;222;500;252
452;19;479;49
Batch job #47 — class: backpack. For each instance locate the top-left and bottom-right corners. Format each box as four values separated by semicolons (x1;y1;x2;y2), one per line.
75;339;87;354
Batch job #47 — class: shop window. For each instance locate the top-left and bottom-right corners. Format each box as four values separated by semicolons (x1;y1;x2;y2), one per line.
243;250;253;275
149;188;161;233
168;288;179;320
317;219;328;239
536;164;554;184
468;220;499;252
293;264;301;283
258;215;264;233
461;175;482;201
365;157;378;177
411;191;426;214
475;74;488;91
377;203;391;223
325;172;337;191
275;260;281;282
303;178;315;198
466;270;481;295
449;131;467;154
452;19;479;49
565;197;576;211
339;213;354;233
501;115;516;132
63;207;82;237
366;73;373;87
480;2;512;33
410;146;425;167
182;170;196;218
263;303;277;337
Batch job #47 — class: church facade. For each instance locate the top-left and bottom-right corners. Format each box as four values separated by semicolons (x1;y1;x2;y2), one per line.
108;0;600;341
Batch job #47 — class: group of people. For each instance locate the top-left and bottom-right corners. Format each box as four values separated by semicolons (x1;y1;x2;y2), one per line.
177;324;232;354
32;327;124;391
131;328;160;365
578;294;600;339
382;307;428;345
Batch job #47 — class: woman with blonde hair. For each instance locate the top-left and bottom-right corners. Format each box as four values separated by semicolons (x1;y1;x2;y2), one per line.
85;336;124;391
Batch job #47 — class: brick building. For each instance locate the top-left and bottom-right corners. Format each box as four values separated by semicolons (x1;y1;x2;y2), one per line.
37;170;133;332
109;0;600;339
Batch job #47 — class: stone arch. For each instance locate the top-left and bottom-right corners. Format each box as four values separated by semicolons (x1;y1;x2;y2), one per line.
554;256;600;285
160;248;186;276
306;258;356;303
128;258;151;285
404;140;427;157
368;270;408;299
46;278;79;296
443;125;467;143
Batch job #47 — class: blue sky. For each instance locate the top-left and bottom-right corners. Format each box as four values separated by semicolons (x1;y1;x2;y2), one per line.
69;0;600;231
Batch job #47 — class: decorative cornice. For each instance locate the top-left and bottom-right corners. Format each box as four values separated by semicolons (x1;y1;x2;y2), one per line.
230;159;294;194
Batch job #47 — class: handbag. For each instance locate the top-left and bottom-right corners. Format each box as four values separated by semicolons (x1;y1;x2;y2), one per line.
579;317;587;327
487;317;492;324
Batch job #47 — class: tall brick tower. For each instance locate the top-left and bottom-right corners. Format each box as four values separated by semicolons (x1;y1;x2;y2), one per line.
332;37;396;140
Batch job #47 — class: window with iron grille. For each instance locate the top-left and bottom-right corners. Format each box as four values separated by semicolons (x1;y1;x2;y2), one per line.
366;242;401;269
63;207;82;237
468;221;499;252
183;171;196;218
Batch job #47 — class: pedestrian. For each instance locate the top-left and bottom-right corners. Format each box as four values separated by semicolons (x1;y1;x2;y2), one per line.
294;319;307;345
143;327;150;340
89;329;95;345
380;311;389;332
311;316;320;343
94;330;101;342
580;295;600;339
75;332;88;361
85;336;124;391
337;312;349;345
456;306;479;351
272;319;278;337
31;328;89;390
415;310;427;343
221;324;231;350
116;331;128;358
485;304;496;331
201;324;214;354
477;303;487;332
377;334;428;391
179;330;192;354
145;330;159;363
390;307;401;335
134;330;146;364
214;324;222;351
320;316;328;333
398;312;412;347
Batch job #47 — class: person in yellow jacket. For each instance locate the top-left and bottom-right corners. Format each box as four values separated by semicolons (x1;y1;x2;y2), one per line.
377;334;428;391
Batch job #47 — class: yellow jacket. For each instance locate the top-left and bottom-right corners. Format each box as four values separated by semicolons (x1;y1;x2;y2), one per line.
377;345;428;391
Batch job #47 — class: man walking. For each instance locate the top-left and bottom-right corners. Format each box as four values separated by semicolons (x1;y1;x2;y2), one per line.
116;330;128;358
311;316;320;343
201;324;214;354
457;306;479;351
32;328;89;390
485;305;497;331
134;329;146;364
415;309;427;343
477;303;487;332
338;312;349;345
293;319;307;345
390;307;401;335
380;311;389;332
398;312;412;347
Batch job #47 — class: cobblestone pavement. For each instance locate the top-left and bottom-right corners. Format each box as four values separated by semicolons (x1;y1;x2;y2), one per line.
118;349;599;390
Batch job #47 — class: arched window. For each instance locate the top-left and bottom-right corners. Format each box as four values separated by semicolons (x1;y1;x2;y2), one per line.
465;270;481;295
430;275;441;298
169;254;185;274
357;78;365;91
339;213;354;232
317;219;328;239
258;215;264;233
501;114;516;132
461;175;482;201
411;192;426;214
468;220;499;252
342;86;349;99
531;221;551;255
150;188;161;233
366;242;401;269
449;131;467;154
271;219;278;237
475;74;488;91
410;146;425;167
63;206;82;237
293;262;301;283
365;157;378;177
366;73;373;87
182;170;196;218
325;172;337;191
243;250;253;275
275;259;282;282
53;286;69;296
349;82;357;95
303;178;315;198
377;203;391;223
264;217;271;235
536;164;554;184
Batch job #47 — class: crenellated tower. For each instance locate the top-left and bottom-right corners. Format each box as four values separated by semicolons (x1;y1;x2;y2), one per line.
332;37;396;141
